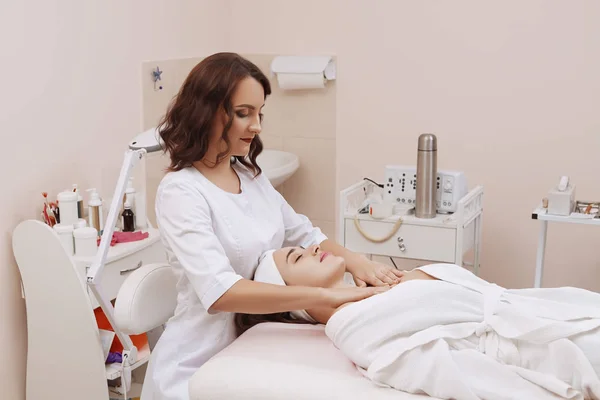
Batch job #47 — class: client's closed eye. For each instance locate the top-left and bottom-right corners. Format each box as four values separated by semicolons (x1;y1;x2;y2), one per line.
286;247;305;264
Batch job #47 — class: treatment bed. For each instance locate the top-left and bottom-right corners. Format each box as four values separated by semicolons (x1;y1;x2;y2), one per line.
114;263;437;399
188;322;434;400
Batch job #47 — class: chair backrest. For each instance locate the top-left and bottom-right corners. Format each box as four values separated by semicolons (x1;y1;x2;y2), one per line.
114;262;177;335
12;220;109;400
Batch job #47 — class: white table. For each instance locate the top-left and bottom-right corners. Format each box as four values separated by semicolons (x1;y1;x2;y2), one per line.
339;180;484;275
531;206;600;288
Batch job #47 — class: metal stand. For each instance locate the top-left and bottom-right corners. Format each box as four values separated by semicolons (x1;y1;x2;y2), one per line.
531;206;600;288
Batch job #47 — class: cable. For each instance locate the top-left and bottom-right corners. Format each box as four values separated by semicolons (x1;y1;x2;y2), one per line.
363;177;383;188
389;257;398;269
353;214;403;243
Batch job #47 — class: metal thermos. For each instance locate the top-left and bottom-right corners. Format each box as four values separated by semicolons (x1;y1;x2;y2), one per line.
415;133;437;218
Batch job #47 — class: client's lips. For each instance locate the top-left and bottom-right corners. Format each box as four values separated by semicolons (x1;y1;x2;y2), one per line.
241;137;253;143
320;252;330;262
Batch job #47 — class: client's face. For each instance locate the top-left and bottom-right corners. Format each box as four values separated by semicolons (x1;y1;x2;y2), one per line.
272;245;346;288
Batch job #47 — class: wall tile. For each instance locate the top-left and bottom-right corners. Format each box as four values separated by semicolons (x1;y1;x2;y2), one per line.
258;133;283;151
282;137;336;222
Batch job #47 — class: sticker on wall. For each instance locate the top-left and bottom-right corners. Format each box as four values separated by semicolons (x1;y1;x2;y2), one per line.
152;66;163;91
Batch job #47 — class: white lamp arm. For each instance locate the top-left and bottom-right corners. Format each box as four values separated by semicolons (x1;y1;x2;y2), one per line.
86;148;147;361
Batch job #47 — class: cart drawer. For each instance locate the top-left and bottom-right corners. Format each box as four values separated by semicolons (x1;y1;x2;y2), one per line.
344;218;456;263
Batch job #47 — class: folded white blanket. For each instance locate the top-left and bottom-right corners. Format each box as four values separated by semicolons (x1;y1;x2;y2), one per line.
325;264;600;400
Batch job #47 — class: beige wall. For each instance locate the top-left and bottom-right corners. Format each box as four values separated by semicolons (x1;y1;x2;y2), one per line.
141;55;337;239
0;1;228;398
226;0;600;291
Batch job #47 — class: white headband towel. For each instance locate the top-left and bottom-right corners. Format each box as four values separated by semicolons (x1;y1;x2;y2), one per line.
254;249;317;324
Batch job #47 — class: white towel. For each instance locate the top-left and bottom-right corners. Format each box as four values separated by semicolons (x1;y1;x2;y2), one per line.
325;263;600;400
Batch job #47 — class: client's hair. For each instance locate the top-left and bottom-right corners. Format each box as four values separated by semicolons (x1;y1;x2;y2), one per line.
234;312;317;337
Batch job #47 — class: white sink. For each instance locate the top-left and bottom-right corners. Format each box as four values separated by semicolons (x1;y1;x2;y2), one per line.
256;149;300;187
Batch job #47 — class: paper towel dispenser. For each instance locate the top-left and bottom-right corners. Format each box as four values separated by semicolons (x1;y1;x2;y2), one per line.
270;55;336;90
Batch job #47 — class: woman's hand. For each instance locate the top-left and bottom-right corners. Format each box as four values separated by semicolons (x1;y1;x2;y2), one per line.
317;239;404;287
351;259;404;287
323;286;390;308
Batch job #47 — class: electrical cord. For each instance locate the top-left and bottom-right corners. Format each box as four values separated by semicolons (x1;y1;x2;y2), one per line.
353;214;403;243
363;177;383;188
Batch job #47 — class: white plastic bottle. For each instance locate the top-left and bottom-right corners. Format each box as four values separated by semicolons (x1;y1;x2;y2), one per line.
87;188;104;235
57;190;78;225
74;227;98;257
53;223;74;255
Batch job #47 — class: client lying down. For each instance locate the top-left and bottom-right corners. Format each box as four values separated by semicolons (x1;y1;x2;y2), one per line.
235;244;600;400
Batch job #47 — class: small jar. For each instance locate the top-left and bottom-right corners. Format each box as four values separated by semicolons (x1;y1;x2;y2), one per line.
74;227;98;257
53;223;74;255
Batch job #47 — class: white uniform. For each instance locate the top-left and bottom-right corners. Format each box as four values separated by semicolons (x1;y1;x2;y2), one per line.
326;264;600;400
143;162;327;400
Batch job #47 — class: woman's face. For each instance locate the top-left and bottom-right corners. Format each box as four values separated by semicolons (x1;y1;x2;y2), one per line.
212;76;265;157
272;245;346;288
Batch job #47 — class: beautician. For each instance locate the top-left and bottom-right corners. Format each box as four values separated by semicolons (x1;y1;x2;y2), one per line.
142;52;402;400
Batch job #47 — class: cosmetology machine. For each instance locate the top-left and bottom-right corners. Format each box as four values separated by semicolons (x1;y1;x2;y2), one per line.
382;165;468;216
368;134;469;220
339;133;484;275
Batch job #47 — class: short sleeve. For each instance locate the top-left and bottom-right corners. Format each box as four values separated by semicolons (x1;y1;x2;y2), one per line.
272;187;328;249
155;180;242;312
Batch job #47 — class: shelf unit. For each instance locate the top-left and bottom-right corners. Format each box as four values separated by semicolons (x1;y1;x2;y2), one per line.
12;219;167;400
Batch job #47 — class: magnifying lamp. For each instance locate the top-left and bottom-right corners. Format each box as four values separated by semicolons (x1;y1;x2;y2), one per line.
85;126;163;382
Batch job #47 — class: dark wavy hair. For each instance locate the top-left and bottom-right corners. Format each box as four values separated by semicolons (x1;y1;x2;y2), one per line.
233;312;318;337
157;52;271;174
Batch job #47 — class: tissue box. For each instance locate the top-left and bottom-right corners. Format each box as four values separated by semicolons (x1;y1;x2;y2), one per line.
547;184;576;216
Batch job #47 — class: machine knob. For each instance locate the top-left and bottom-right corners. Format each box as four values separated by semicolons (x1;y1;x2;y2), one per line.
398;243;406;252
444;182;452;190
397;237;403;243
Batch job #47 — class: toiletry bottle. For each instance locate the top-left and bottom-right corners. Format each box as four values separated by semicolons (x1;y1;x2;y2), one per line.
57;190;79;225
53;223;74;255
122;196;136;232
73;184;84;218
120;178;136;231
87;188;104;235
73;227;98;257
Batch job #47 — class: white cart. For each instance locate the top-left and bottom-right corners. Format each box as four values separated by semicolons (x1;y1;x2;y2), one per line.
12;219;166;400
338;180;484;274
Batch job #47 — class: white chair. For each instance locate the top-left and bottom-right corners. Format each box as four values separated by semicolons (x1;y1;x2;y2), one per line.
113;262;177;399
114;262;177;338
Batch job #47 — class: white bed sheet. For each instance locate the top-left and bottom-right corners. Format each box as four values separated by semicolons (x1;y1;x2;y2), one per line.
189;322;436;400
